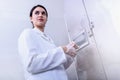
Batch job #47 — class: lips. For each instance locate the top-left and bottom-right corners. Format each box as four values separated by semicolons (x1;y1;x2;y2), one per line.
38;18;44;22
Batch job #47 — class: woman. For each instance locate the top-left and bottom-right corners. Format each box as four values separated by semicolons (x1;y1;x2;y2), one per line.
18;4;78;80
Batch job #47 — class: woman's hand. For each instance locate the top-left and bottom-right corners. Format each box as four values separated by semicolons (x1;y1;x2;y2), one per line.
62;41;79;57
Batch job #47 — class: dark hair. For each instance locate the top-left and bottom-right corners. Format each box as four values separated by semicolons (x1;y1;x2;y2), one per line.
30;4;48;17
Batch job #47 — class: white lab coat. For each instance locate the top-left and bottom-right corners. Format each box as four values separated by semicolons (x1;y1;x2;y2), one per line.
18;27;73;80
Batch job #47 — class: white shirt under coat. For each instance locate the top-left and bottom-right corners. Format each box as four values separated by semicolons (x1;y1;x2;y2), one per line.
18;27;73;80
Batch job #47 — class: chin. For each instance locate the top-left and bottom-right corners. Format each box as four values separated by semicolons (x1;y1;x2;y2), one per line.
37;24;45;28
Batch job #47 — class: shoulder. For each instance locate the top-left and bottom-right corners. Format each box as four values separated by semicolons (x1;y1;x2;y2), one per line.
22;28;33;35
20;28;35;37
18;28;35;40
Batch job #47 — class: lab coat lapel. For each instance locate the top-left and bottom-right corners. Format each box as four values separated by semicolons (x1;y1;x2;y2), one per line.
41;34;50;42
33;28;53;43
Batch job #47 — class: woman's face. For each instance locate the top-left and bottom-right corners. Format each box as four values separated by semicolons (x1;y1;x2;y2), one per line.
30;7;47;29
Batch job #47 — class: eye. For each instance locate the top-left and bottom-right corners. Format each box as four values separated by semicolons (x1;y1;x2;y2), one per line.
34;11;46;16
35;11;39;15
41;11;46;15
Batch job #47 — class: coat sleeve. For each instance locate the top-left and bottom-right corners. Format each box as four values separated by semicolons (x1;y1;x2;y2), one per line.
63;54;74;69
18;30;67;74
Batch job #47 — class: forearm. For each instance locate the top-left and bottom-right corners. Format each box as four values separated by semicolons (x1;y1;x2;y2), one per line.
27;47;67;74
63;54;74;69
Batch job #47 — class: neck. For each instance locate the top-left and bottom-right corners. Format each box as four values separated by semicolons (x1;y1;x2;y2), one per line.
34;26;44;32
39;28;44;32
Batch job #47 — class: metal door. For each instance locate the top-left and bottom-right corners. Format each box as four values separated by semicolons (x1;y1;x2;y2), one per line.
64;0;107;80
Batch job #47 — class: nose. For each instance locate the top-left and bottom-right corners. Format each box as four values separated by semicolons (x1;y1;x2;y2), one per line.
39;12;43;17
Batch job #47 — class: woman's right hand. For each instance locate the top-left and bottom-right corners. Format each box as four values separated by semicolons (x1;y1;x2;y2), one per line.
62;41;79;57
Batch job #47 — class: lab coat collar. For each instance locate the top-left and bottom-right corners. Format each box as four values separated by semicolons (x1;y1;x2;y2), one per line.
33;27;53;43
33;27;44;35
